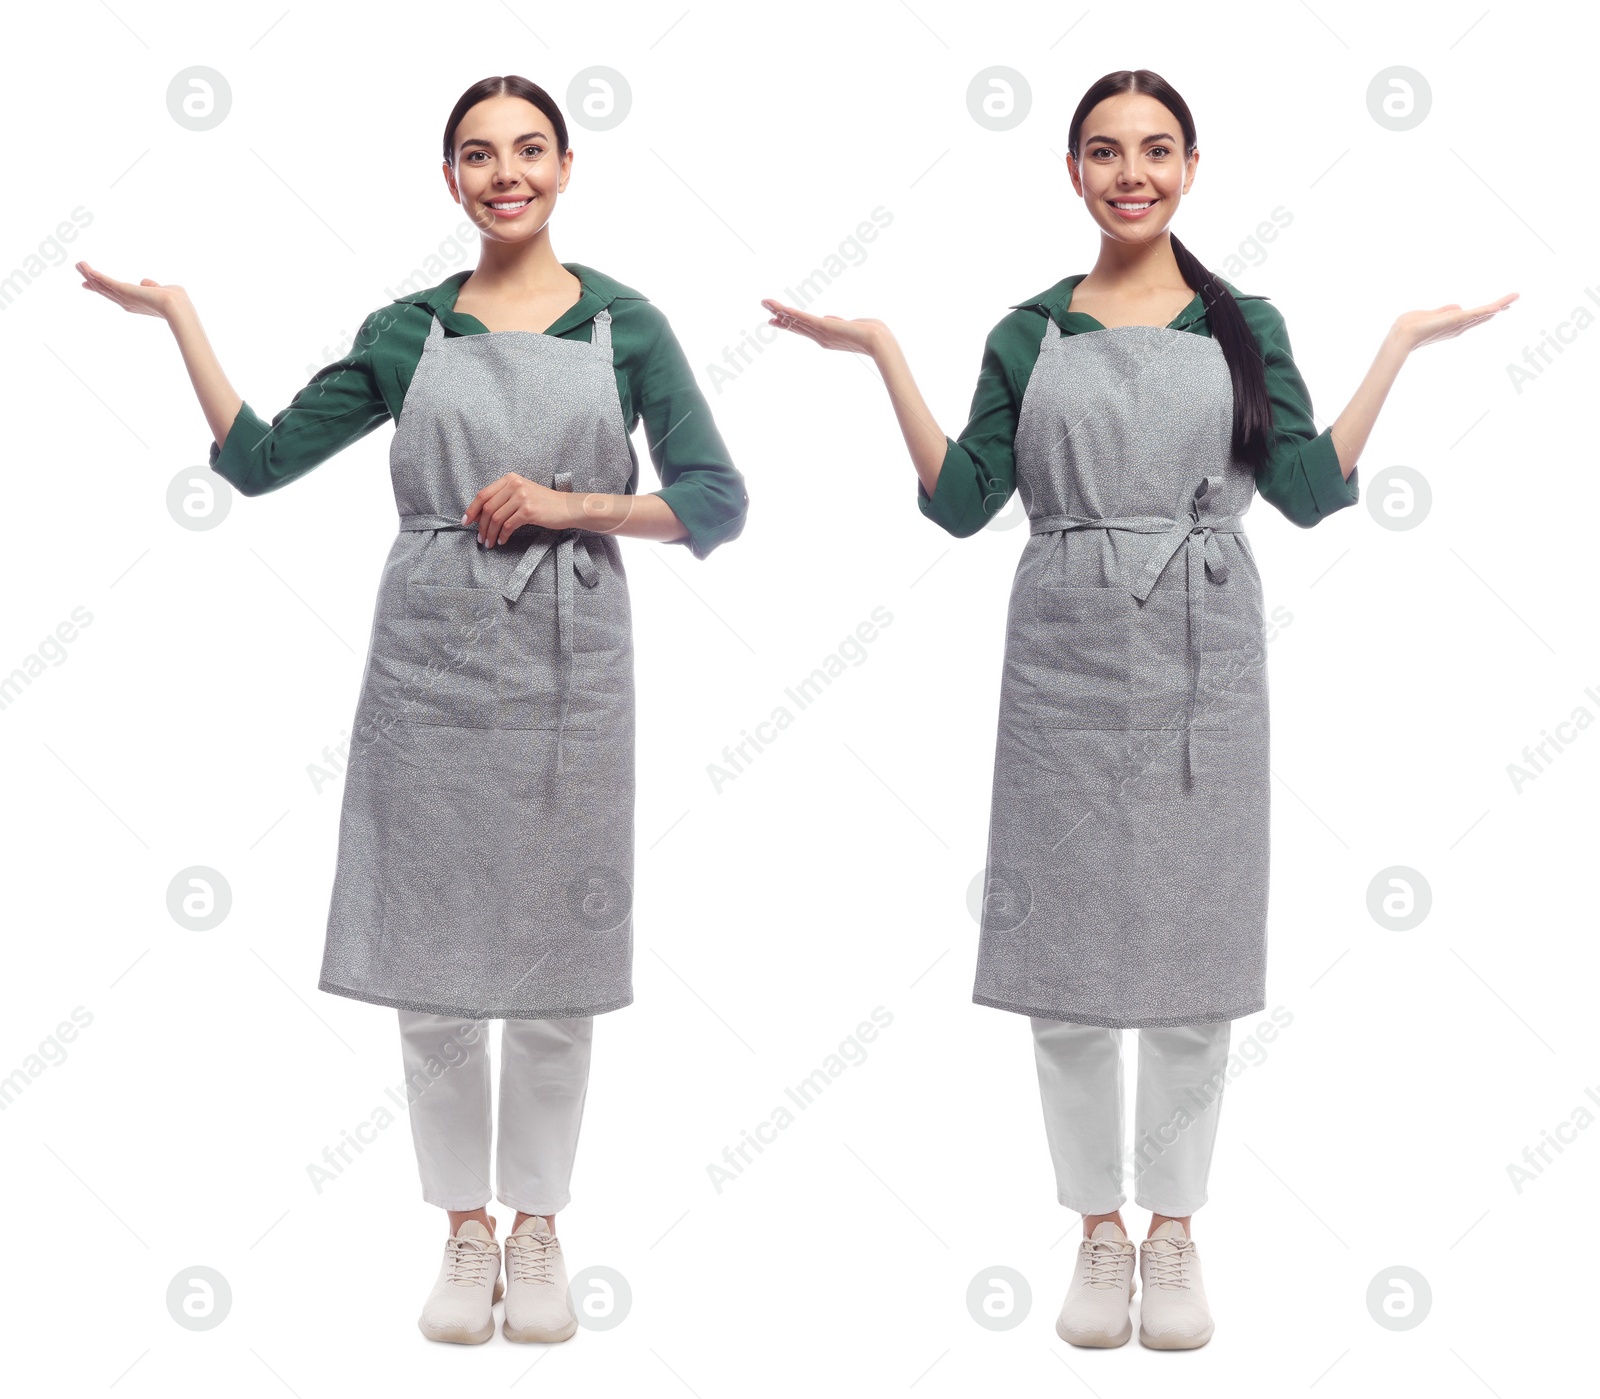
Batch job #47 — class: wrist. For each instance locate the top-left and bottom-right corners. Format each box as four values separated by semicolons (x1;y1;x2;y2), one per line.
165;291;199;332
573;490;614;532
1382;322;1414;359
866;323;898;365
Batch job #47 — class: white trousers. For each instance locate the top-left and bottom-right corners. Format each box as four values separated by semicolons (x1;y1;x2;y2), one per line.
1030;1017;1233;1218
397;1010;594;1216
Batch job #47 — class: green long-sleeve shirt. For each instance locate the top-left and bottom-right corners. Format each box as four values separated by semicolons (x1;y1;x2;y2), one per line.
918;273;1359;536
208;262;747;560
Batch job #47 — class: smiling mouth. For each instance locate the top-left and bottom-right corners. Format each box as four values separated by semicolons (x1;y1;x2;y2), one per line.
1108;198;1158;211
485;197;531;212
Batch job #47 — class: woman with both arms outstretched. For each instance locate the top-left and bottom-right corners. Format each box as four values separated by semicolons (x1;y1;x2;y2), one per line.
765;68;1511;1351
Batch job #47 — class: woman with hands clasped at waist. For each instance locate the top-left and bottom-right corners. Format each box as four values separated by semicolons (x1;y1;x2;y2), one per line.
766;68;1511;1351
79;74;745;1348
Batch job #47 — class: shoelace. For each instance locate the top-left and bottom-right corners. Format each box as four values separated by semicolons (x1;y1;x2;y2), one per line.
445;1235;498;1288
1080;1237;1134;1289
1144;1238;1195;1289
507;1229;559;1285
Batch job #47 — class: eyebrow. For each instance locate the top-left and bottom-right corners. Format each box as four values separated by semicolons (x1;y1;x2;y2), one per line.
1081;132;1179;147
457;131;550;152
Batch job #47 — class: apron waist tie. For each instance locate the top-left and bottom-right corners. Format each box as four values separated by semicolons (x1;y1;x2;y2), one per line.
398;471;602;773
1029;475;1245;786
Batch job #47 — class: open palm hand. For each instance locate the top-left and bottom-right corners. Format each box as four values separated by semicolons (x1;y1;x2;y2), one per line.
76;260;187;320
762;298;886;355
1395;292;1518;352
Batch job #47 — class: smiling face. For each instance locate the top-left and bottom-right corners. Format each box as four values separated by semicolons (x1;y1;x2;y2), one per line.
443;93;572;241
1067;91;1197;244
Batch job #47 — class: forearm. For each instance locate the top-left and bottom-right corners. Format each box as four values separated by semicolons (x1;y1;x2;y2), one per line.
563;490;689;544
166;296;244;449
869;330;947;495
1327;327;1410;479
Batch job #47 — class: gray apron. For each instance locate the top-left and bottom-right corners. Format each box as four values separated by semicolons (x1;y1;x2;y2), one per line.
318;307;636;1020
974;316;1269;1028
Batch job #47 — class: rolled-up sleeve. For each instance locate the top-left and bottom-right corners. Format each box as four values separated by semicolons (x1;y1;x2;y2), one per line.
633;305;746;560
1251;306;1360;528
917;312;1036;538
208;310;391;497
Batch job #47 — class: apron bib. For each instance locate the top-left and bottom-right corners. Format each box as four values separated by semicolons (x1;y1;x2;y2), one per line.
318;307;637;1019
974;318;1271;1028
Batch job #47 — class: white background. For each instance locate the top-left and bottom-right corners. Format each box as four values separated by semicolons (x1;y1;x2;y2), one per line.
2;1;1592;1394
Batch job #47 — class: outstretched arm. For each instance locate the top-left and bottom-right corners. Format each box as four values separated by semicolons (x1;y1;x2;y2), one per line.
761;297;1030;539
761;298;946;497
77;260;243;449
1326;293;1519;477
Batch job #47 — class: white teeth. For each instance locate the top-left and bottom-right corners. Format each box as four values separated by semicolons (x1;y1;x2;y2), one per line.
488;199;528;209
1112;200;1153;209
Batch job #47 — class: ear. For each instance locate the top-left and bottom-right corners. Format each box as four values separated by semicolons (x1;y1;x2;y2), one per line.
1182;147;1199;196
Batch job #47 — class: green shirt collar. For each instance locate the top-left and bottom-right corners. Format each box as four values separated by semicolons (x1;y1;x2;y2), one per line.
393;261;648;338
1012;272;1267;332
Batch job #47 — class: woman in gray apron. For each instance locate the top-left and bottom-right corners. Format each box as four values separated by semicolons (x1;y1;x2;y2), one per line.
765;69;1512;1351
78;75;746;1346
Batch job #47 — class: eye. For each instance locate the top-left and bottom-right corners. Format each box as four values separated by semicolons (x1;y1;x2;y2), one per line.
522;144;545;159
1147;145;1171;158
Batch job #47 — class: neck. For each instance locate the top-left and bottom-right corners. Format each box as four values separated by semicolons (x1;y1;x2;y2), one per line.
466;227;574;297
1085;232;1185;293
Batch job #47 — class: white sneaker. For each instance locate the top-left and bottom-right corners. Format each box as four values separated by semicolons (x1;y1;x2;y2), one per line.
1055;1220;1137;1347
417;1219;502;1345
503;1215;578;1343
1138;1220;1214;1349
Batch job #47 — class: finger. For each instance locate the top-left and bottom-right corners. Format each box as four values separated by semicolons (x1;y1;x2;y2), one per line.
775;315;829;345
477;481;520;545
765;302;820;332
492;475;536;545
495;503;530;546
491;494;529;547
468;483;502;541
463;476;509;527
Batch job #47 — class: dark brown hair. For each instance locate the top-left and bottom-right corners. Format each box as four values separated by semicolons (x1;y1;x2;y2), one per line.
442;75;569;167
1068;71;1275;470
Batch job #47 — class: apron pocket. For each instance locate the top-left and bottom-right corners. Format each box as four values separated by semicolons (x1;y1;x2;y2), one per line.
1009;584;1131;729
570;567;634;731
1127;587;1267;731
394;582;505;728
1128;590;1194;731
497;591;578;730
1193;593;1269;733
